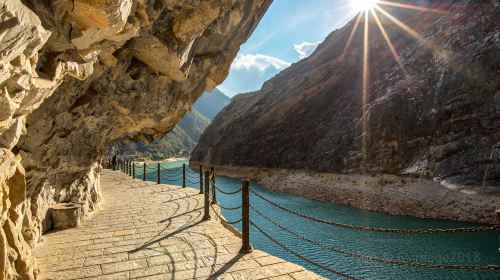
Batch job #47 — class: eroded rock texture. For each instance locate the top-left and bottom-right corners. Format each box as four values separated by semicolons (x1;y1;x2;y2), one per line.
193;0;500;186
0;0;271;278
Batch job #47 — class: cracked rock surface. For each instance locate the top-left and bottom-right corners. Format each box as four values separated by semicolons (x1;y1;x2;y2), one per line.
0;0;271;278
192;0;500;187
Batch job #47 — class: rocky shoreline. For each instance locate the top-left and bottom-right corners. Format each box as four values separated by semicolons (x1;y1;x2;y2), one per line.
190;162;500;225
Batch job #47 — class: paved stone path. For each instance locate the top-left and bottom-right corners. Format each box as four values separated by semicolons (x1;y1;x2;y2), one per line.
34;170;324;280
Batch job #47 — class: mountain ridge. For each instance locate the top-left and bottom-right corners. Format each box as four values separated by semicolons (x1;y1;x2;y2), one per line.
192;0;500;186
110;89;231;159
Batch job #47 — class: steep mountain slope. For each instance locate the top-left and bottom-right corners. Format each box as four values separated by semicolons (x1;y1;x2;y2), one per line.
110;89;230;159
193;88;232;120
192;0;500;186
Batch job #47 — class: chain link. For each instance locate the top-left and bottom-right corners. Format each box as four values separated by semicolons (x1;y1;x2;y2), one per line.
163;176;183;181
186;173;199;179
251;190;498;234
219;204;242;211
210;203;242;224
251;206;500;270
186;178;201;184
211;181;242;195
251;221;360;280
186;169;199;175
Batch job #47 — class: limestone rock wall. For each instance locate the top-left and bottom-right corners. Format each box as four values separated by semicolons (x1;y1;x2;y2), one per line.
192;0;500;186
0;0;271;279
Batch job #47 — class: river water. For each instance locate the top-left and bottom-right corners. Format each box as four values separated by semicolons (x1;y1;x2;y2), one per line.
136;161;500;279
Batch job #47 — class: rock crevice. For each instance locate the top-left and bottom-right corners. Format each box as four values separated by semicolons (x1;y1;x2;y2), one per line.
0;0;271;278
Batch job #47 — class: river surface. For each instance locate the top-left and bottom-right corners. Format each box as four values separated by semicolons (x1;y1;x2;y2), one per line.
135;161;500;280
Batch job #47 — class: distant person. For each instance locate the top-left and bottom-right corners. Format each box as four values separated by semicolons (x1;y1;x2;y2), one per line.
112;154;117;171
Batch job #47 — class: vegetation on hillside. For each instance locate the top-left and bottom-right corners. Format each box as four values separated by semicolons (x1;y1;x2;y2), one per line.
108;89;230;160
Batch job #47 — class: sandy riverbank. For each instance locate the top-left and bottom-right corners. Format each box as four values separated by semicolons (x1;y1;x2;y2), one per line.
190;162;500;225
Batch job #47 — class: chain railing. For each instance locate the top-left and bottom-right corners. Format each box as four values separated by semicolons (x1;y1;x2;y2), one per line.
251;190;498;234
250;205;500;270
111;162;500;279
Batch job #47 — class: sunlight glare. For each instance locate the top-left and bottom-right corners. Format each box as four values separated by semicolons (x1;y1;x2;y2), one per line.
352;0;379;12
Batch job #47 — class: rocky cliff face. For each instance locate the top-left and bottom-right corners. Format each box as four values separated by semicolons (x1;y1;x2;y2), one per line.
109;88;231;159
0;0;271;279
192;0;500;186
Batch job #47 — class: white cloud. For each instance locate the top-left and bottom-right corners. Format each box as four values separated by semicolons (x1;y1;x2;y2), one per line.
293;41;321;59
232;54;291;72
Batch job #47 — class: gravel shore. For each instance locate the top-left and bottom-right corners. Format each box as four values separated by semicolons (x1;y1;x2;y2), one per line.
191;162;500;225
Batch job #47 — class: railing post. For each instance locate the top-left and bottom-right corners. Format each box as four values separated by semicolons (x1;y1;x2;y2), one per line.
497;210;500;252
157;163;161;184
210;166;217;204
182;164;186;188
240;179;252;253
133;162;135;179
143;163;146;181
203;170;211;220
199;165;203;194
128;161;131;176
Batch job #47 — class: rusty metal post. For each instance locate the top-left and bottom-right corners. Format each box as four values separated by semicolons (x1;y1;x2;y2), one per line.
202;170;211;220
132;163;135;179
240;179;253;253
182;164;186;188
157;163;161;184
143;163;146;181
211;167;217;204
199;165;203;194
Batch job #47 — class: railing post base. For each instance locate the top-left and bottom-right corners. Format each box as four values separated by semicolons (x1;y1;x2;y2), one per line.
239;245;253;254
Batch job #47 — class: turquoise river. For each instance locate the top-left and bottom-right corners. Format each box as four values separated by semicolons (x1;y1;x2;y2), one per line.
134;160;500;280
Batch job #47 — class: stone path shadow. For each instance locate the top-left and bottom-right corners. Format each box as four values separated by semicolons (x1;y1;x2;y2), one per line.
33;170;324;280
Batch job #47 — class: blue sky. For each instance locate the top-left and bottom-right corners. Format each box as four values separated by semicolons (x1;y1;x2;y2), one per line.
218;0;359;97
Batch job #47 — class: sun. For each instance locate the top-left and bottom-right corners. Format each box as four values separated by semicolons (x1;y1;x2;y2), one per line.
351;0;379;12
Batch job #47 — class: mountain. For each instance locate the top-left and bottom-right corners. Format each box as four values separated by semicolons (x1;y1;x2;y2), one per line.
192;0;500;186
194;88;233;120
110;89;230;159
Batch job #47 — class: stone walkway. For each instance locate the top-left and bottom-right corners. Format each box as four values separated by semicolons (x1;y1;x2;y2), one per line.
34;170;323;280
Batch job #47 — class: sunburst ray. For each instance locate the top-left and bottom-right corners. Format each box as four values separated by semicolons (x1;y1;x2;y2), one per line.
370;9;409;77
378;0;444;13
374;5;434;49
